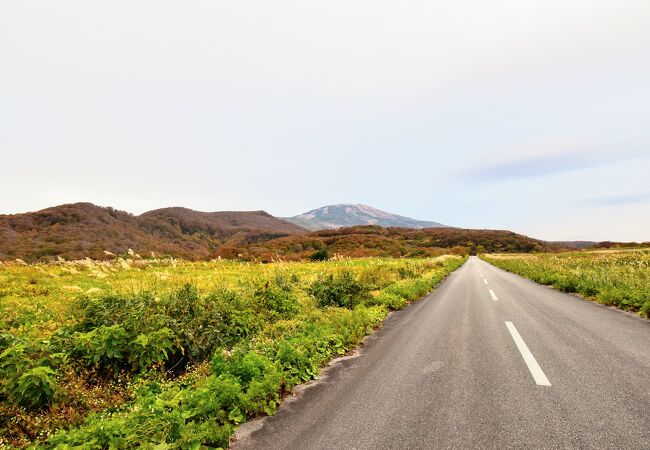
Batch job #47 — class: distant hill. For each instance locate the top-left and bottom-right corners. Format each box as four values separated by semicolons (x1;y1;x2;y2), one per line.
545;240;597;250
140;207;306;241
284;204;446;231
2;202;602;263
0;203;306;261
214;225;551;261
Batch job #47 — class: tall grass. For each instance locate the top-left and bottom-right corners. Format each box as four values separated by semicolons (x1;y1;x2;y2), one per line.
481;249;650;317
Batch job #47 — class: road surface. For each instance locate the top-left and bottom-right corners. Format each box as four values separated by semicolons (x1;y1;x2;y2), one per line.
233;256;650;449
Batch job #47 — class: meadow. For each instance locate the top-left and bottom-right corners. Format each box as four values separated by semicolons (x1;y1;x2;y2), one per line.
481;248;650;317
0;255;465;448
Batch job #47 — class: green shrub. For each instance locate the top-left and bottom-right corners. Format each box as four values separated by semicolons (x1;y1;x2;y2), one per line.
72;325;178;372
50;375;242;448
72;324;130;371
212;349;282;416
70;285;264;366
309;270;371;308
640;301;650;317
0;341;59;409
372;292;407;310
273;339;317;386
0;342;30;384
309;249;329;261
12;366;58;409
358;266;396;290
130;328;178;371
396;262;425;279
554;276;577;293
384;278;431;301
256;283;300;319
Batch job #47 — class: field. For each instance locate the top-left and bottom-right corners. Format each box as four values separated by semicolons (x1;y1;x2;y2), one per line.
0;255;465;448
481;249;650;317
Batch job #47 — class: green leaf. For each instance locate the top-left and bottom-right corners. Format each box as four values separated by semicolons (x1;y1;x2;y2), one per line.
228;407;245;423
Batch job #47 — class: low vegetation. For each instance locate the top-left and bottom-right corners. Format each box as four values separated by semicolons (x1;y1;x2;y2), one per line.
481;249;650;317
0;255;465;448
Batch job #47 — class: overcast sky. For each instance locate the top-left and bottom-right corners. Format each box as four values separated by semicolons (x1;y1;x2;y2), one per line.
1;1;649;241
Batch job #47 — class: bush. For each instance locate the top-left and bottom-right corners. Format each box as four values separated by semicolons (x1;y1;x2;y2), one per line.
273;339;317;386
371;292;407;310
211;349;282;415
0;341;59;409
256;283;300;319
309;270;371;308
358;266;396;290
640;301;650;317
72;324;179;372
309;249;329;261
130;328;178;371
70;284;264;366
72;324;130;372
383;278;431;301
12;366;58;409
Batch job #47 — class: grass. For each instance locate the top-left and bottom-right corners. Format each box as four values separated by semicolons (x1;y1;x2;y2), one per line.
481;248;650;317
0;255;465;448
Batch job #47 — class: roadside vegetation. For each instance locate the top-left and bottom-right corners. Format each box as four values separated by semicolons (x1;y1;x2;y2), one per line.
0;255;465;448
481;249;650;317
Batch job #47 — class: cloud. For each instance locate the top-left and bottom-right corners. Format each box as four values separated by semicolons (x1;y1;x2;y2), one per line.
585;191;650;206
465;152;599;181
460;137;647;181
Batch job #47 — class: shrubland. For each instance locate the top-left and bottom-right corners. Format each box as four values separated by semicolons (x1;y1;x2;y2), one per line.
481;249;650;317
0;255;465;448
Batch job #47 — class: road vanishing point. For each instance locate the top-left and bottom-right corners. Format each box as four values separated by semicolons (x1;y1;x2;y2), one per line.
233;256;650;449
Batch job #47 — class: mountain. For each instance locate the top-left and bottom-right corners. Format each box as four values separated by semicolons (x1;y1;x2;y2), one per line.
0;203;306;261
284;204;446;231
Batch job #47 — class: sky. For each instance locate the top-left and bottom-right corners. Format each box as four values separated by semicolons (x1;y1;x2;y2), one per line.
1;0;649;242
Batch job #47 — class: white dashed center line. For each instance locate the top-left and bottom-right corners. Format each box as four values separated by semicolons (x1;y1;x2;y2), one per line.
483;279;488;285
505;322;551;386
489;289;498;301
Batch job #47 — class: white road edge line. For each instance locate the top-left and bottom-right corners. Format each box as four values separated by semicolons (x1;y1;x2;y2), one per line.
489;289;498;301
505;322;551;386
483;279;488;285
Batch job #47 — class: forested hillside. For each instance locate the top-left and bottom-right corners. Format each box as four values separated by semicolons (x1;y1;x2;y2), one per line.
0;203;306;261
217;225;550;260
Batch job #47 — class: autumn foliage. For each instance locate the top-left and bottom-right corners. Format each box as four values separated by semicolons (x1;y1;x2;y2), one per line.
1;203;553;263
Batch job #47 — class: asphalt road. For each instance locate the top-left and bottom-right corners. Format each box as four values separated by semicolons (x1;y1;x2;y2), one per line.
233;256;650;449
